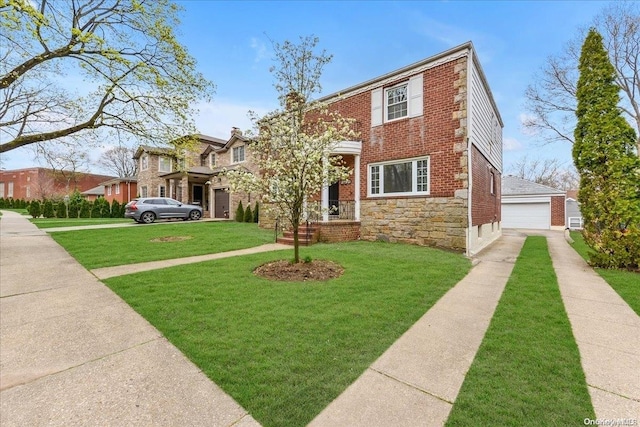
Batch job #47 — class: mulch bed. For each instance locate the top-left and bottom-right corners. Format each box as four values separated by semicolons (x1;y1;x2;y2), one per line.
254;259;344;282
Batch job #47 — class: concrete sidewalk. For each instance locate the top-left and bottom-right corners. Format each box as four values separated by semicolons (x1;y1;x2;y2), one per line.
310;230;527;426
0;210;260;426
92;243;290;280
546;232;640;419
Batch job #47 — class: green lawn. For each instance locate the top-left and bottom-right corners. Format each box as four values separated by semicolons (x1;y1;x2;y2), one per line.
49;222;274;269
103;241;471;427
31;217;132;228
446;237;594;426
569;231;640;316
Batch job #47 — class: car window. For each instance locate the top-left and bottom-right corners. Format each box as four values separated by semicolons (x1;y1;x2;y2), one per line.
166;199;181;206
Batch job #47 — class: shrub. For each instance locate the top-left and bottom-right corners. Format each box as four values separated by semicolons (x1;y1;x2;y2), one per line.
81;199;92;218
56;201;67;218
90;199;100;218
68;201;79;218
244;204;253;223
111;200;121;218
28;200;41;218
42;200;55;218
254;202;259;223
235;201;244;222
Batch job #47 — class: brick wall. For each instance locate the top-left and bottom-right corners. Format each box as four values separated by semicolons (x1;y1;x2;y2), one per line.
551;195;565;227
471;145;501;226
317;221;361;243
0;168;114;201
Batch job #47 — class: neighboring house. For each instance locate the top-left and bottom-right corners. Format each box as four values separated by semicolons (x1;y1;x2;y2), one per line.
134;131;258;218
81;185;105;201
0;168;115;201
279;41;503;255
565;189;583;230
100;177;137;204
501;176;566;230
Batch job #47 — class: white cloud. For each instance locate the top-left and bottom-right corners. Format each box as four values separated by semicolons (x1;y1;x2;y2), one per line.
250;37;268;63
503;137;523;151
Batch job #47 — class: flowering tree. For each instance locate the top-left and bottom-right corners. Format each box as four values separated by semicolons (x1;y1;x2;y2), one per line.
225;36;357;263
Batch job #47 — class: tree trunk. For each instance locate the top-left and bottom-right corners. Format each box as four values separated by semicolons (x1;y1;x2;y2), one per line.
292;223;300;263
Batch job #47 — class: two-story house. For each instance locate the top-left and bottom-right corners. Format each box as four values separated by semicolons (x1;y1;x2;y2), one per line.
288;41;503;256
133;131;257;219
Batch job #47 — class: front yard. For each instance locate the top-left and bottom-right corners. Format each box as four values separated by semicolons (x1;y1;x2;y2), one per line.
97;241;471;427
48;222;274;269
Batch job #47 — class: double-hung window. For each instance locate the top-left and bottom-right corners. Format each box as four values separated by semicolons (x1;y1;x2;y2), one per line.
141;154;148;171
368;156;430;197
233;145;245;163
386;83;408;121
210;153;216;167
159;156;171;173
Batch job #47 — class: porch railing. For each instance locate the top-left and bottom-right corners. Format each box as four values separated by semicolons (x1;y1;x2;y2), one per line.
307;200;356;221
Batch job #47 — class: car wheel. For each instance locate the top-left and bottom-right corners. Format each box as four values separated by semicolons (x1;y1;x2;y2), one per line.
189;210;202;220
140;211;156;224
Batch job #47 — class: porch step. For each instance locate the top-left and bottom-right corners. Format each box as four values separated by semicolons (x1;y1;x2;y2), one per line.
277;225;319;246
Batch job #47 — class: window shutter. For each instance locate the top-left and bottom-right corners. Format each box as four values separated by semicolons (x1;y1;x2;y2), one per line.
371;88;383;127
409;74;423;117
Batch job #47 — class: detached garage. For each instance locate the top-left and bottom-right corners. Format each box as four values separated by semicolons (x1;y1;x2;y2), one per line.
501;176;566;230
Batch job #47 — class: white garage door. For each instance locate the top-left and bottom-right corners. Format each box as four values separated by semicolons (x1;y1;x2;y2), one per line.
502;202;550;229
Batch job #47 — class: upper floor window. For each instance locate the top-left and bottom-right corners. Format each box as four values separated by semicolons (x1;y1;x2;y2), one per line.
210;153;216;168
386;83;408;120
233;145;245;163
368;156;430;197
159;156;171;173
107;186;112;196
490;171;495;195
115;183;120;195
141;154;149;171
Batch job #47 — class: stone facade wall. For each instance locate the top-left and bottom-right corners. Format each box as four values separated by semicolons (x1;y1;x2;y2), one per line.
360;197;468;252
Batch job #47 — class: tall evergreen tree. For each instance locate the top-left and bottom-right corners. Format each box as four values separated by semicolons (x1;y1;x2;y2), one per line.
574;29;640;269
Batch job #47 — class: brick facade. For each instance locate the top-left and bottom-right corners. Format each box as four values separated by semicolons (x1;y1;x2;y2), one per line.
0;168;115;201
471;145;501;226
551;195;566;227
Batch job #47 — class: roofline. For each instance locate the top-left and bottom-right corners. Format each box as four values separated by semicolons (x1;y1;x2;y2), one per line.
318;42;473;102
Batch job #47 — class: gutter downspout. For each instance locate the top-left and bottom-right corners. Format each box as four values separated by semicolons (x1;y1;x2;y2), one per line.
466;48;474;258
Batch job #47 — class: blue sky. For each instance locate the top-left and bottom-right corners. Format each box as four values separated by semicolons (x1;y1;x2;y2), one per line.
2;0;611;174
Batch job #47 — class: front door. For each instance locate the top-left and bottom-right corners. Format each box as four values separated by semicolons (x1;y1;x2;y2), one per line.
192;185;204;206
215;189;230;218
329;181;339;216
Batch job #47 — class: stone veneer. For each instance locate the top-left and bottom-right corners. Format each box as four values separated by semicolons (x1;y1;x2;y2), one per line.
360;197;468;251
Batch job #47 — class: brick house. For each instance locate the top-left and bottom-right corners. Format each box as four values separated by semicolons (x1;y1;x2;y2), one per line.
0;168;115;201
279;41;503;255
133;131;258;218
99;177;138;204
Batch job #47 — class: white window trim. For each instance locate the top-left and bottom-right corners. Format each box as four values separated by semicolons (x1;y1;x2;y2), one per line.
107;186;112;196
368;156;430;197
232;145;245;163
384;82;408;123
158;156;172;173
210;153;216;168
141;154;149;171
115;183;120;195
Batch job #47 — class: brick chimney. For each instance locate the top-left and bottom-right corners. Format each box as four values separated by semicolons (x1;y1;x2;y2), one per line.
231;127;242;136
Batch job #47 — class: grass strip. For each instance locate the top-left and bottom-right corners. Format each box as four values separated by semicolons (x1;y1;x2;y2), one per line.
569;231;639;316
446;236;594;426
31;218;132;228
49;222;274;269
104;241;470;427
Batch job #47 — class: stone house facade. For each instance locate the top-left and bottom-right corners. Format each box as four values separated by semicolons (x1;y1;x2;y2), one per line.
297;42;503;255
133;131;258;218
